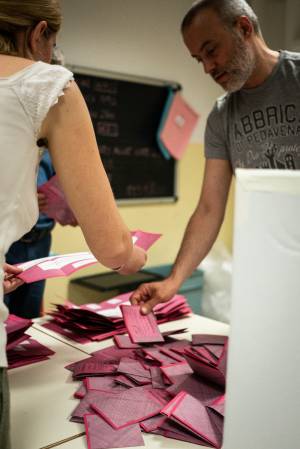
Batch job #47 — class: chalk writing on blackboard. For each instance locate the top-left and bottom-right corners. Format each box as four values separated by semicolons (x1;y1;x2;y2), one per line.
71;66;179;203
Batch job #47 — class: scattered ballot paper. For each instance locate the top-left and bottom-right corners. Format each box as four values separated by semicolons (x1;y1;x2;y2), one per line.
16;230;161;283
121;305;164;344
84;414;144;449
67;331;227;448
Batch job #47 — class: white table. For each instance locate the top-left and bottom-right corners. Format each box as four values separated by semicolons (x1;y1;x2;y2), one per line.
9;315;229;449
9;326;85;449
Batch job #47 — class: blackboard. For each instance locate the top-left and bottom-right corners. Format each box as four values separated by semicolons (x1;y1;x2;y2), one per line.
71;66;178;203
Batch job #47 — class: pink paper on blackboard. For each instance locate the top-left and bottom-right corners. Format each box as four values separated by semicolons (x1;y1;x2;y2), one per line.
160;92;199;160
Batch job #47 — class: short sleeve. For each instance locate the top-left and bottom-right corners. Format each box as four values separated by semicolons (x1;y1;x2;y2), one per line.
204;100;229;160
13;63;74;137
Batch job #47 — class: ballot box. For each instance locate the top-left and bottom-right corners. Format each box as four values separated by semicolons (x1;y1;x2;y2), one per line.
223;169;300;449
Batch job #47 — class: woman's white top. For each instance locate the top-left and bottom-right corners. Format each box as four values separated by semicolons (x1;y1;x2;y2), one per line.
0;61;73;367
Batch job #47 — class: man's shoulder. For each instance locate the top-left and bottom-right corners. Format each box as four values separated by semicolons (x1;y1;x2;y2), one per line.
282;50;300;62
281;50;300;71
280;50;300;82
208;93;231;120
210;92;228;111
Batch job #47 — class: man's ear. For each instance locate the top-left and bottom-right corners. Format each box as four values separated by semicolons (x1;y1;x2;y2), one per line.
236;15;253;39
28;20;48;54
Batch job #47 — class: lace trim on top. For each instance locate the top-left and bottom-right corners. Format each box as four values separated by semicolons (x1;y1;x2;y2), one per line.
12;63;74;137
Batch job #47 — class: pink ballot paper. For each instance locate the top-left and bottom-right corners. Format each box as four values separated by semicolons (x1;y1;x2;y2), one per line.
16;230;161;283
159;92;199;160
84;413;144;449
121;305;164;344
38;175;76;226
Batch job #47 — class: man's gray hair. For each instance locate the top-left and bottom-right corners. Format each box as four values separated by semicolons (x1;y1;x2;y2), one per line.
181;0;261;35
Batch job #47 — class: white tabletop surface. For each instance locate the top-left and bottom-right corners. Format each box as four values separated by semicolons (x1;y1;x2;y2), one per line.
9;327;85;449
59;431;206;449
9;315;229;449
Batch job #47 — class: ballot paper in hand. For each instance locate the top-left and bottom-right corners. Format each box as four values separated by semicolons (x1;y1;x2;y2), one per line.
16;230;161;283
17;252;98;283
43;293;191;344
121;305;164;344
38;175;76;226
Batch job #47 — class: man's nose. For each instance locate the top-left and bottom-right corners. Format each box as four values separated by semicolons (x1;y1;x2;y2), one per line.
203;59;216;75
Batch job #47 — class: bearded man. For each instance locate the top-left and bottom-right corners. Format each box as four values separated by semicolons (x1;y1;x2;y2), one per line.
131;0;300;314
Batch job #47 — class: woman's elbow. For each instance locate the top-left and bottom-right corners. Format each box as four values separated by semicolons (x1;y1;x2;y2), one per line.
93;230;133;270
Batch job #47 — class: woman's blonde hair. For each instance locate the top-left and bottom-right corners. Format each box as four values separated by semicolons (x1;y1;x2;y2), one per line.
0;0;61;56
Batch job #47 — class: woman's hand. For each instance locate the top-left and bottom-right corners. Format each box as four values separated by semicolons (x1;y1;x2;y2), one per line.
3;263;24;294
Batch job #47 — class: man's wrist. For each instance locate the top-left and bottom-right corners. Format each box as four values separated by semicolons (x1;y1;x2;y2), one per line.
168;270;184;290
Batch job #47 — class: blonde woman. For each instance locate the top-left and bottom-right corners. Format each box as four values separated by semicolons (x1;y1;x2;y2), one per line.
0;1;146;446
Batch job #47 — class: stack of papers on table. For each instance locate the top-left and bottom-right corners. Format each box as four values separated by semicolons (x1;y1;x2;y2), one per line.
5;314;32;350
67;330;227;448
43;292;192;344
5;314;55;369
184;336;228;388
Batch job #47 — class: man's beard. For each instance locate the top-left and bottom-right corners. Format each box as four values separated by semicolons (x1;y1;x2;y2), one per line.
221;32;256;93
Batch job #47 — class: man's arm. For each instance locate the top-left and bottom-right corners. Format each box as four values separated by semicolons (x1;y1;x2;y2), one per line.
131;158;232;313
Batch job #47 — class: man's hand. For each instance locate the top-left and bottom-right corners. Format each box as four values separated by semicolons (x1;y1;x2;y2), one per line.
3;263;24;294
130;277;178;315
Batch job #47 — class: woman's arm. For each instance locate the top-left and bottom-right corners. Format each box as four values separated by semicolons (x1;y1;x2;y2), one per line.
41;81;146;272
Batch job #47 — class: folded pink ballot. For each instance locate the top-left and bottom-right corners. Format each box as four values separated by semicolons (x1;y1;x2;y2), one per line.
17;230;161;283
164;391;222;448
7;338;55;370
38;175;76;226
114;334;140;349
90;387;162;429
86;377;125;393
121;305;164;344
130;230;161;250
84;413;144;449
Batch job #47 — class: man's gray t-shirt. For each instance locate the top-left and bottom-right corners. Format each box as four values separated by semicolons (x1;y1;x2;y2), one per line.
205;51;300;170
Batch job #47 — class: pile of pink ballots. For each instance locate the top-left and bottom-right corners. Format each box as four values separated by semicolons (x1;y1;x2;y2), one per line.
16;230;161;284
66;320;228;449
42;292;192;344
5;314;55;369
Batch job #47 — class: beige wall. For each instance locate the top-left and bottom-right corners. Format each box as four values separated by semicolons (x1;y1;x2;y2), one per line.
43;0;234;309
44;142;234;308
251;0;300;51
